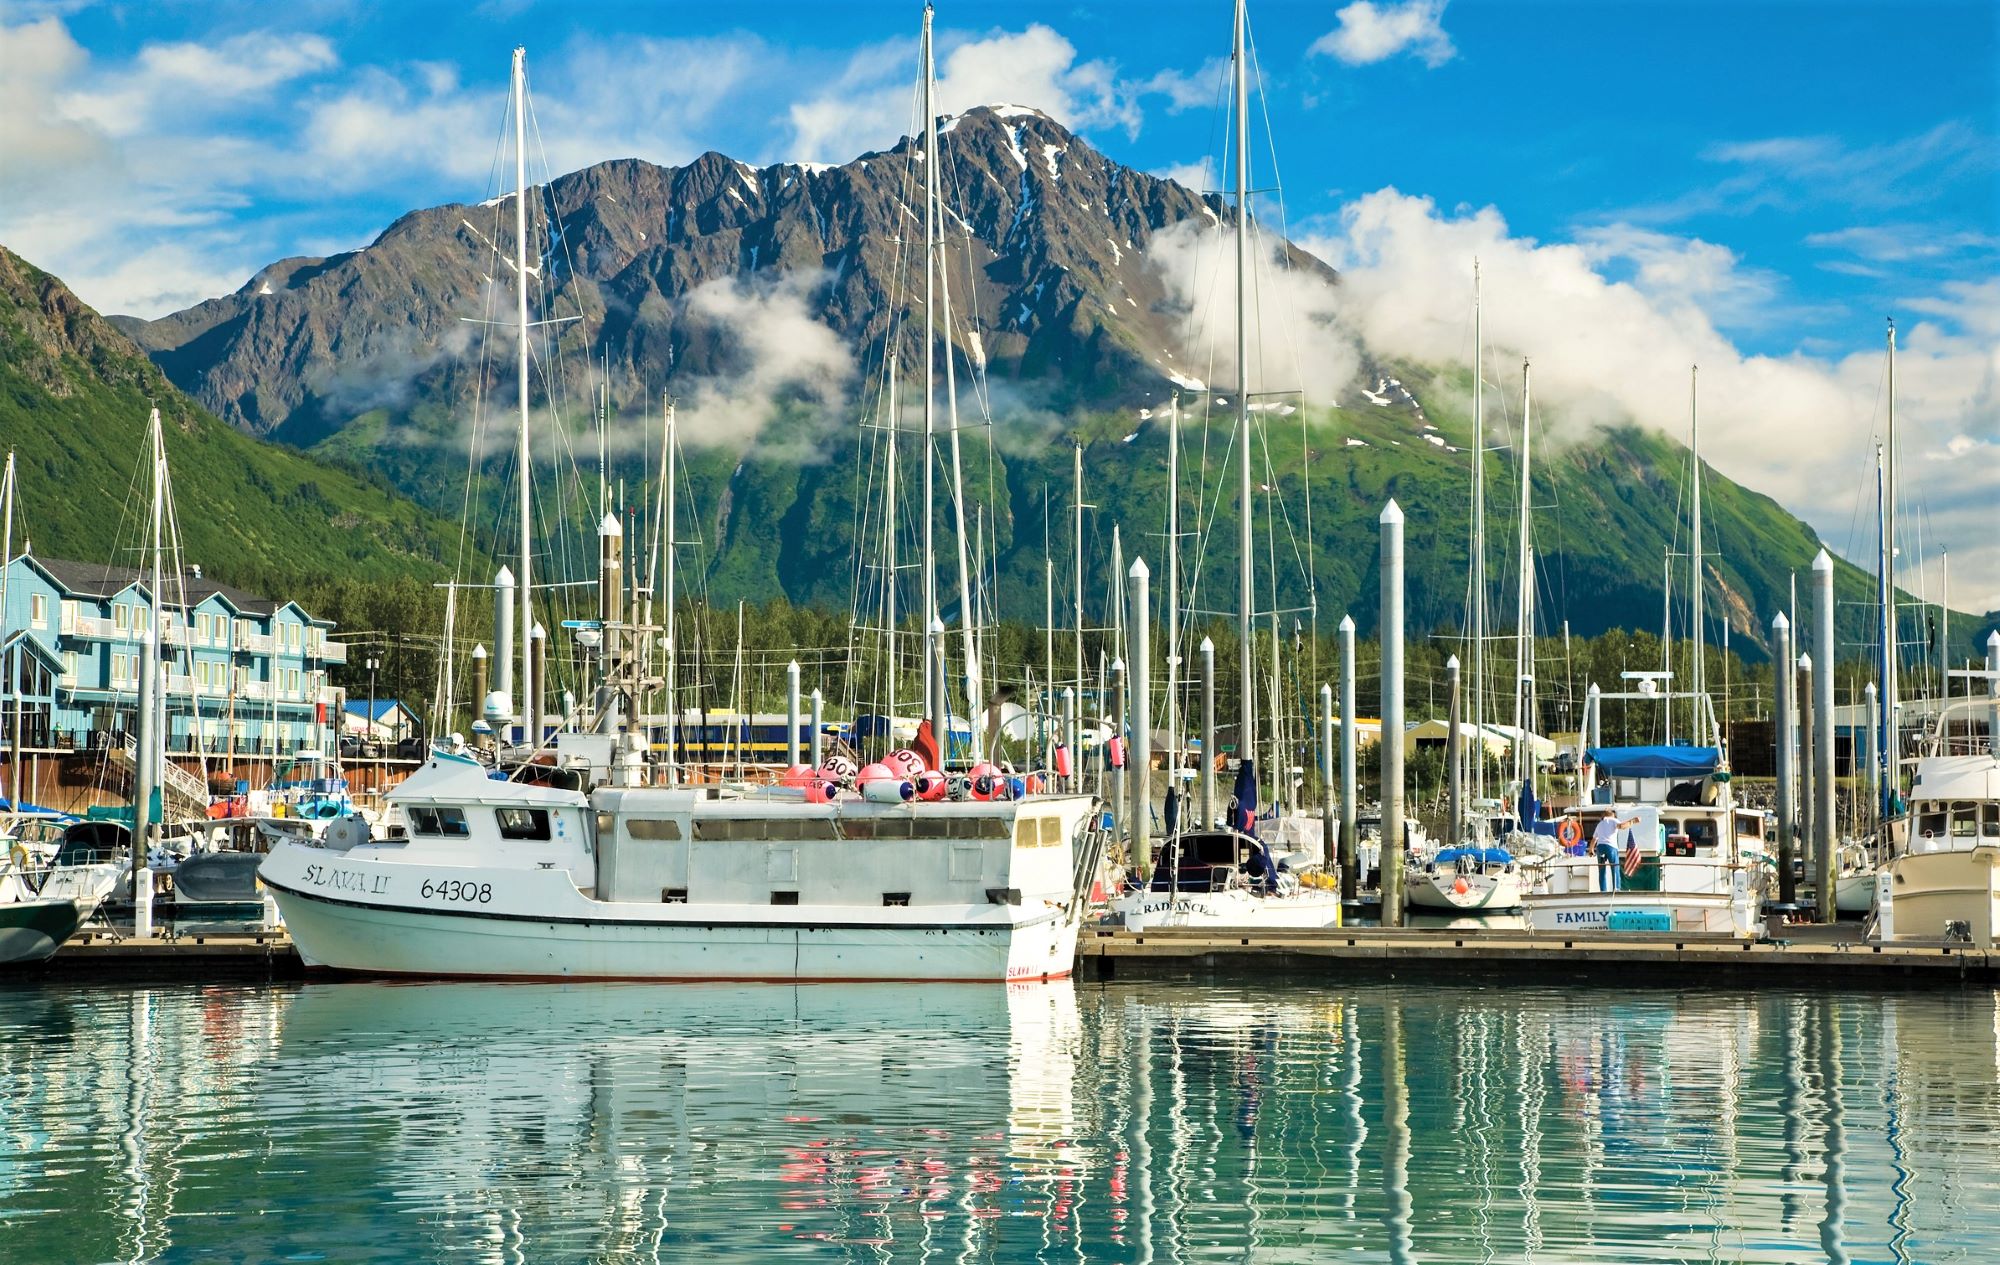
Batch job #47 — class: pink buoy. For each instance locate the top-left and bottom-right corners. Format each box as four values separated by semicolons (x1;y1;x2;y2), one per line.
1107;736;1126;769
782;764;814;786
969;774;995;802
916;770;947;801
804;781;835;804
819;755;858;788
1053;744;1072;778
857;762;896;786
886;748;926;779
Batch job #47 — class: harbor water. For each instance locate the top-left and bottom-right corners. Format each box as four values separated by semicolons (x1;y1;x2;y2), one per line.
1;977;1995;1263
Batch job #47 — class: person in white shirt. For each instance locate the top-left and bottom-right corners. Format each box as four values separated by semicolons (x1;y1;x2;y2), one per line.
1592;809;1641;891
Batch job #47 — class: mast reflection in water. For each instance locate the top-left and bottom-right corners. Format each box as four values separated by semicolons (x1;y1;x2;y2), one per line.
0;979;1995;1262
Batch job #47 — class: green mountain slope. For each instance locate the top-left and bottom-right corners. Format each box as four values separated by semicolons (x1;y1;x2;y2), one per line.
0;246;468;588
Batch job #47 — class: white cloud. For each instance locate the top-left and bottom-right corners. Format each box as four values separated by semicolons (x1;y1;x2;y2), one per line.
1153;159;1216;193
1310;1;1456;69
1290;189;2000;612
670;271;856;455
785;25;1139;163
1135;57;1228;115
1806;224;2000;264
1144;219;1365;409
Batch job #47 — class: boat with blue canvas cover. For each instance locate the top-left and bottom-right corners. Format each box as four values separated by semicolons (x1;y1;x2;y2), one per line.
1521;736;1769;936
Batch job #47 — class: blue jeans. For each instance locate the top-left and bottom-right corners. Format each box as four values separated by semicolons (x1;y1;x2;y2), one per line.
1596;842;1620;892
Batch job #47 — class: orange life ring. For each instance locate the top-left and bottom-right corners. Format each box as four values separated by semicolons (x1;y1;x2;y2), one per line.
1558;818;1584;847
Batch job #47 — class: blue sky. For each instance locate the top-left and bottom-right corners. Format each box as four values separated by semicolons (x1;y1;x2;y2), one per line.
3;0;1996;606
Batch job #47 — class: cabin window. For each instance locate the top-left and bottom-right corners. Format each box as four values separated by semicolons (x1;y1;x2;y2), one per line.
1040;817;1064;846
628;817;682;841
408;806;471;837
1916;811;1948;839
1684;819;1718;849
770;891;799;906
495;807;551;841
1951;804;1977;839
661;888;688;903
882;892;911;907
1015;818;1043;848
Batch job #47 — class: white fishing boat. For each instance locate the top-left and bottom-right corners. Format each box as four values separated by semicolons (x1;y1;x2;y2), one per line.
266;42;1107;982
1884;692;2000;945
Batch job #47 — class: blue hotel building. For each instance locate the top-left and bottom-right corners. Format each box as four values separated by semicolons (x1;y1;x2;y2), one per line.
0;551;347;762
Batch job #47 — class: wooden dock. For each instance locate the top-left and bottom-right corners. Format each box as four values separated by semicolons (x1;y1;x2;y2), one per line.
34;927;303;980
1076;924;2000;985
10;924;1993;987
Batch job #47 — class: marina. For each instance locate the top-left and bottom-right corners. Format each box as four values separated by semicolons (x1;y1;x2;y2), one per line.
1;0;1996;1259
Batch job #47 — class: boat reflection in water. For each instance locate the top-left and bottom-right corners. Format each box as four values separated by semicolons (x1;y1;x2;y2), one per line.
2;980;1999;1261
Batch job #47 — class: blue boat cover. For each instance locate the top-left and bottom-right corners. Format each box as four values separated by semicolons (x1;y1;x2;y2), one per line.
1435;845;1512;866
1586;745;1721;779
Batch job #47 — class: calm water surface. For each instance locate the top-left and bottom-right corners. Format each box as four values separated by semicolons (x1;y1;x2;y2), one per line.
0;976;1994;1263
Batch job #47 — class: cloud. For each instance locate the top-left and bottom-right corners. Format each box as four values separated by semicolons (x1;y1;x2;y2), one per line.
1310;1;1456;69
1144;219;1365;408
1152;159;1217;193
1291;189;2000;611
1135;57;1228;115
785;25;1139;163
1805;224;2000;264
668;270;856;456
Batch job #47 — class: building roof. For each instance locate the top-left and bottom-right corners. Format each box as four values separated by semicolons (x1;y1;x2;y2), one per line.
344;699;418;722
20;554;279;615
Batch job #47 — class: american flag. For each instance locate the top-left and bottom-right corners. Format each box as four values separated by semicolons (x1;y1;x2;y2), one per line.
1621;829;1642;877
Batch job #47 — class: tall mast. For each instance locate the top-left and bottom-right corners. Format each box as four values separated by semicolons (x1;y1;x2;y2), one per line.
919;4;938;725
133;409;166;889
1166;396;1181;787
1073;443;1085;709
1470;261;1486;804
885;354;899;736
1512;360;1534;791
1;451;14;808
927;4;980;759
662;396;678;782
1233;0;1256;764
511;47;535;747
1689;364;1705;736
1882;320;1899;801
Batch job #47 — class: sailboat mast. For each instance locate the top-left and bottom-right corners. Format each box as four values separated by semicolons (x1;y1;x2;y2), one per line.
134;409;165;887
1690;364;1706;738
511;47;535;747
1073;443;1084;709
1470;261;1486;802
1882;319;1899;800
1513;360;1534;791
885;354;899;738
1166;396;1180;786
1;452;14;808
927;10;980;760
919;5;938;726
662;397;678;783
1233;0;1256;764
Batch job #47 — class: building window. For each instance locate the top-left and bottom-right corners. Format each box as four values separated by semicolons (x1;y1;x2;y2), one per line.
113;603;130;632
61;599;78;630
63;651;76;682
30;594;48;628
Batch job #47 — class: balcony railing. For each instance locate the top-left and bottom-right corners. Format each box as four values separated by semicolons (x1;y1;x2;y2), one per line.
317;641;348;664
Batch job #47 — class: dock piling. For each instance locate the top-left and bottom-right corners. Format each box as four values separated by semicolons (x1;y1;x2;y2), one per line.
1200;637;1216;828
1380;500;1406;926
1813;549;1836;923
1774;612;1796;905
1320;682;1335;870
786;660;801;768
1339;615;1358;904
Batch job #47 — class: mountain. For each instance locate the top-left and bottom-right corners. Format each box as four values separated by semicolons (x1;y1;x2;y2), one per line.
0;245;468;587
113;108;1990;659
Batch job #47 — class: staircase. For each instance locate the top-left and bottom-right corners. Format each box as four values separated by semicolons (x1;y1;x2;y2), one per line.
112;735;211;821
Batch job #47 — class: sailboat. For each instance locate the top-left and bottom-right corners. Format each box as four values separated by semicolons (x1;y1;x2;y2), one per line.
1412;340;1537;913
261;44;1102;982
1107;0;1343;931
1520;368;1768;935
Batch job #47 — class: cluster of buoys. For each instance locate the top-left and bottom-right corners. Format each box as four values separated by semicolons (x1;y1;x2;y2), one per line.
778;750;1029;803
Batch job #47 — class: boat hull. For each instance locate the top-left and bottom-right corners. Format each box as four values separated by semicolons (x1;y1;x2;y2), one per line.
1408;868;1522;912
1108;886;1345;930
266;875;1076;983
1887;845;2000;946
0;898;83;966
1521;889;1747;936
